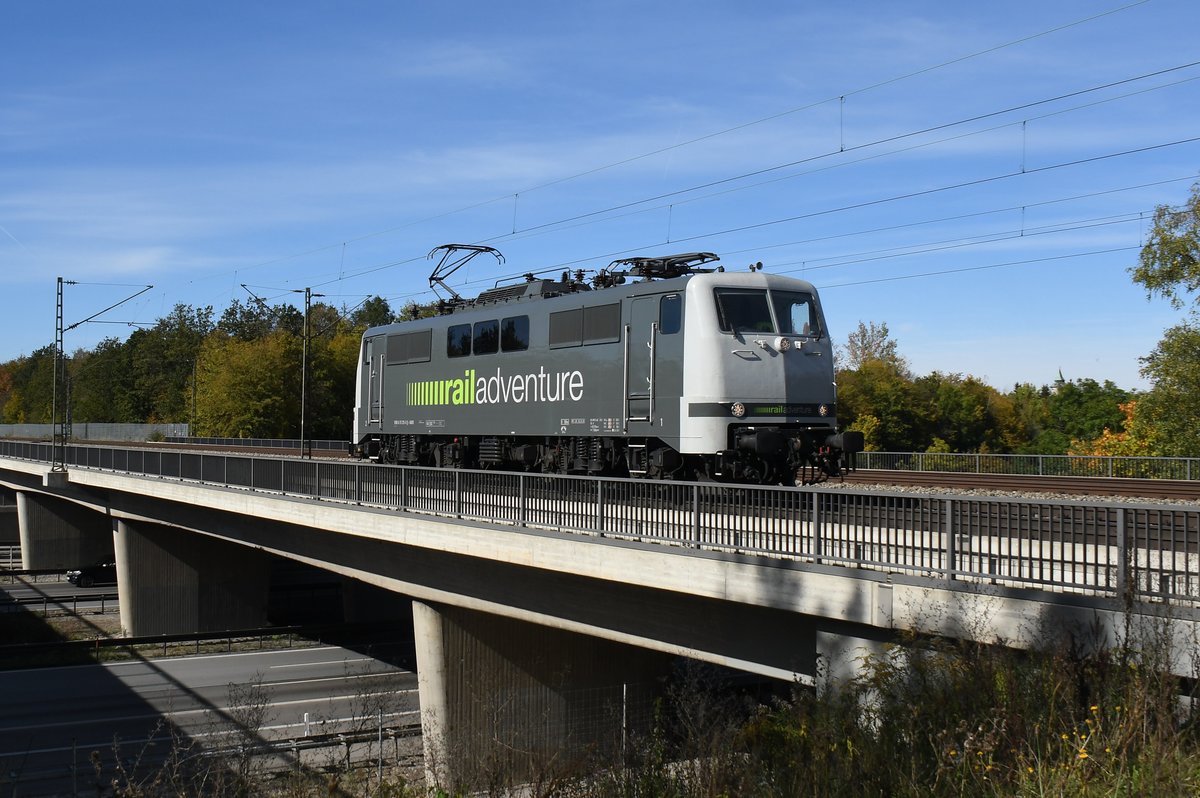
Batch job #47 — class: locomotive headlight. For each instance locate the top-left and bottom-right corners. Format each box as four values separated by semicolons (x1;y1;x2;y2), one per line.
730;402;746;418
818;404;830;417
775;336;793;352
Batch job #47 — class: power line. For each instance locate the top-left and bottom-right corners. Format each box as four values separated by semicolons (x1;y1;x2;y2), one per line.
303;63;1200;296
482;62;1200;244
218;1;1156;282
820;246;1140;289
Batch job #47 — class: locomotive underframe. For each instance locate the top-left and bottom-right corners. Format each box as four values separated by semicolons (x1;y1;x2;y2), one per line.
353;423;857;485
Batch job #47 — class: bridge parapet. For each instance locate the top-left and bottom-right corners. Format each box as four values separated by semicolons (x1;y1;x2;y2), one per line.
1;439;1196;607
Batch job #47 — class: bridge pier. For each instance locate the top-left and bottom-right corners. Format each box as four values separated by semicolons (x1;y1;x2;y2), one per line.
16;490;113;570
413;601;672;791
114;520;271;636
816;627;893;691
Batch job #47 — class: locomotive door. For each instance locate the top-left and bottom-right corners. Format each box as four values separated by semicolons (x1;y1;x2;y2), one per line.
625;294;685;432
624;297;657;430
365;335;384;427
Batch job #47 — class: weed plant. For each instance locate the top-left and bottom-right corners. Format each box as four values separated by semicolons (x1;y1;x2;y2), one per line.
574;633;1200;798
55;629;1200;797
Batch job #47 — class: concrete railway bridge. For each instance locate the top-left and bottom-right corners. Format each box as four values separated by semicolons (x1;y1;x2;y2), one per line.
2;440;1199;782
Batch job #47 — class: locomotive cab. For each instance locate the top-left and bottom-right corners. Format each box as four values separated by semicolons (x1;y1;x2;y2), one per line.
674;272;862;483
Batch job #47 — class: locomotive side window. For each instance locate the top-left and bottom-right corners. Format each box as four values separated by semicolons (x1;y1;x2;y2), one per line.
714;289;774;333
549;308;583;348
447;324;471;358
473;320;500;355
583;303;621;344
501;315;529;351
771;291;820;337
387;329;432;364
660;294;682;334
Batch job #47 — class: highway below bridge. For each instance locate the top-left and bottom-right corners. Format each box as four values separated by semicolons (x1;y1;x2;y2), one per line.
1;440;1199;787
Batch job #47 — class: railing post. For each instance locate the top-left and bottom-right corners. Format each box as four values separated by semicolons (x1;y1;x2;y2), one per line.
691;484;700;548
1115;507;1128;599
519;473;527;527
597;479;605;535
944;498;956;580
401;466;407;511
454;470;462;518
810;491;822;564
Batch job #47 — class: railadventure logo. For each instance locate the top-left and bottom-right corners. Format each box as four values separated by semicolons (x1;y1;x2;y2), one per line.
407;367;584;406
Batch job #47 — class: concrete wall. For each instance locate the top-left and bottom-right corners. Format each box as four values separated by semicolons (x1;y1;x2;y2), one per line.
0;423;188;441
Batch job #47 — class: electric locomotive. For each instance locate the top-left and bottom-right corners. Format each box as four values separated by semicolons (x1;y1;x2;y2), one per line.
349;246;862;484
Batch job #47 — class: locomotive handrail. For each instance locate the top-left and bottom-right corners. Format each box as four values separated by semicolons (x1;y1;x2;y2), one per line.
648;320;658;427
621;324;638;430
372;351;385;426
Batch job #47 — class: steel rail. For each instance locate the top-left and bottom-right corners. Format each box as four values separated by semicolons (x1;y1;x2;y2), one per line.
843;469;1200;501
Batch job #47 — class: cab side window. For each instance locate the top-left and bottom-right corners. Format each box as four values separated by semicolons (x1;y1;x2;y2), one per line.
660;294;682;334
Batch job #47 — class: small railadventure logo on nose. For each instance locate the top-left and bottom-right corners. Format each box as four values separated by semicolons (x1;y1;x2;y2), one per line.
408;367;584;406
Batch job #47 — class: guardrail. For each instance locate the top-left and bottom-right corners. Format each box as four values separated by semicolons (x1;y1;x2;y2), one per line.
856;451;1200;480
0;440;1197;605
0;591;118;615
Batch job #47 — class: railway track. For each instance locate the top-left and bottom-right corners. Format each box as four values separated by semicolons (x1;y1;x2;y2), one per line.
842;469;1200;502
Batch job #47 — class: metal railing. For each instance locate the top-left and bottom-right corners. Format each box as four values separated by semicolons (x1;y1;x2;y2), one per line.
0;440;1197;605
856;451;1200;480
0;592;118;615
165;436;348;452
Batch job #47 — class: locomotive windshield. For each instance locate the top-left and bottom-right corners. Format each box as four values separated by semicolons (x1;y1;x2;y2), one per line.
714;288;820;336
771;290;820;337
714;289;773;333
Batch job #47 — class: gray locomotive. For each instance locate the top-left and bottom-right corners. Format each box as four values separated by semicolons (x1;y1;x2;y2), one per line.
349;246;862;484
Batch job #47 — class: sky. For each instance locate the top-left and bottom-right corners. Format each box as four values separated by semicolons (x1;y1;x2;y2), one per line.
2;0;1199;391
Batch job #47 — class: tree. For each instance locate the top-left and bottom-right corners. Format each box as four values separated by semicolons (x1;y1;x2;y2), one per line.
193;331;302;437
349;296;396;329
838;321;908;374
1134;319;1200;455
121;304;213;423
836;359;920;451
1130;181;1200;308
1071;401;1159;458
69;338;136;422
913;372;1017;453
3;346;57;424
1126;180;1200;456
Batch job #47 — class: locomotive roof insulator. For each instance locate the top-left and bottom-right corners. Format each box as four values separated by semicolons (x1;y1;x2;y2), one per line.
597;251;724;285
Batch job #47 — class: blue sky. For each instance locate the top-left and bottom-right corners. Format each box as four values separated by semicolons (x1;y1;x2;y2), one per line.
3;1;1198;390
